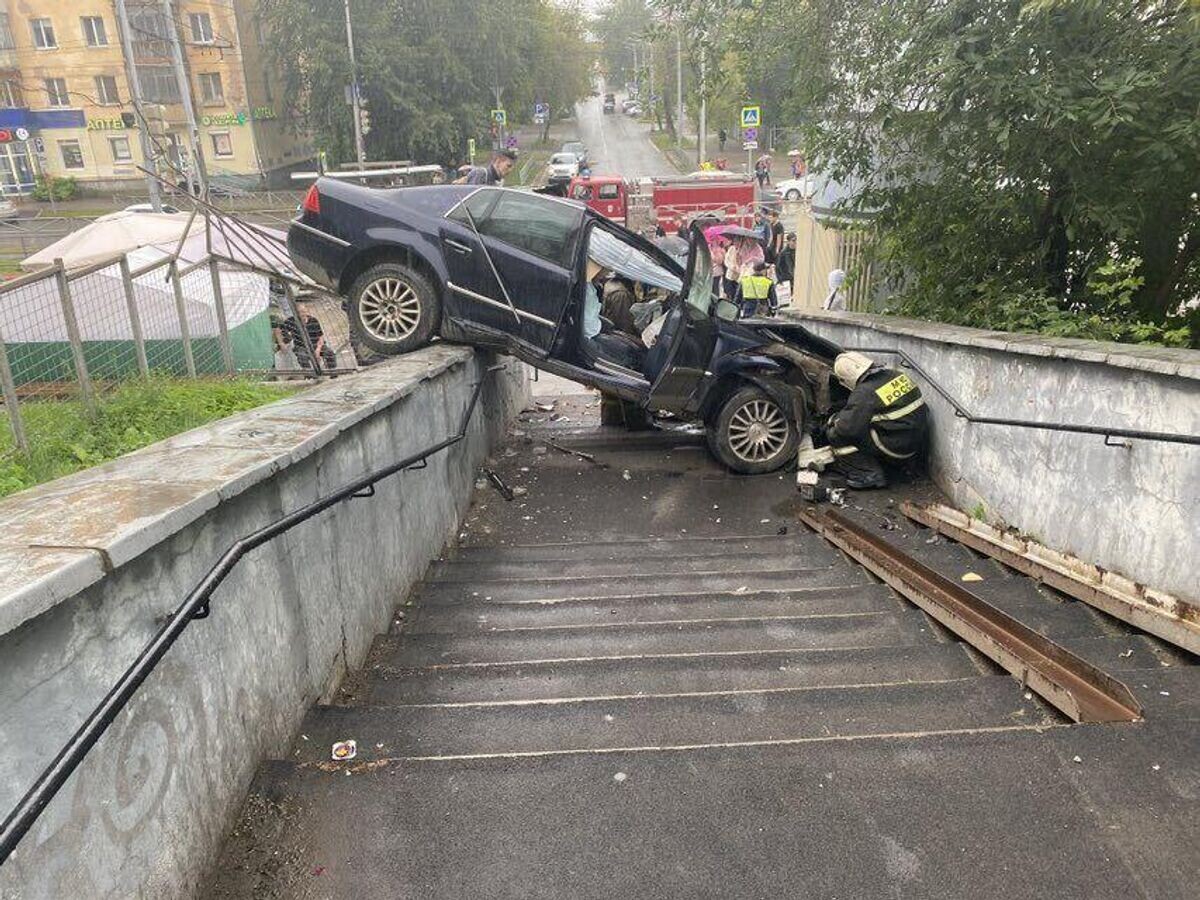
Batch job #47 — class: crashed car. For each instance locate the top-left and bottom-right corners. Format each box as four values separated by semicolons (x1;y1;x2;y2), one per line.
288;181;846;474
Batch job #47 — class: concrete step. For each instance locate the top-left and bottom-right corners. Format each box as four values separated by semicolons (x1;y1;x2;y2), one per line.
429;547;843;582
203;724;1167;900
445;533;828;565
370;609;940;668
417;564;871;605
294;675;1050;762
407;584;900;634
362;643;982;706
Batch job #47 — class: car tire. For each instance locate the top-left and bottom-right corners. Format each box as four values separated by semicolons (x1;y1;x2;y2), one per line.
347;262;440;356
785;189;801;200
706;385;800;475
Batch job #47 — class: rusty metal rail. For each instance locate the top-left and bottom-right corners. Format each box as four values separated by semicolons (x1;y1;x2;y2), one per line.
902;502;1200;657
797;507;1142;724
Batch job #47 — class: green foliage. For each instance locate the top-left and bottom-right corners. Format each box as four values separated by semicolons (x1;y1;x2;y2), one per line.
656;0;1200;346
0;377;296;499
32;176;78;202
258;0;594;166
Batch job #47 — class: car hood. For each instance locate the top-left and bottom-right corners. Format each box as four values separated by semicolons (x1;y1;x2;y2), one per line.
723;318;844;362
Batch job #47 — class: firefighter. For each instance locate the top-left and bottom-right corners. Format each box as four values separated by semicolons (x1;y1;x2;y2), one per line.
824;351;928;489
737;262;776;318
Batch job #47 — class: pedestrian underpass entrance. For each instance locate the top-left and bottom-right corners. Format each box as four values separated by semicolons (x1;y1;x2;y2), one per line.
201;387;1198;900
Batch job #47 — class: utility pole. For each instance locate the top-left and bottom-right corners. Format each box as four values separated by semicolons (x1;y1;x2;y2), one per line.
161;0;207;196
343;0;366;168
114;0;162;211
698;53;707;166
676;28;684;148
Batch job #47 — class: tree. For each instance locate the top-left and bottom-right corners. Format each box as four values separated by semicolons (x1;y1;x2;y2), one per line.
257;0;594;165
656;0;1200;345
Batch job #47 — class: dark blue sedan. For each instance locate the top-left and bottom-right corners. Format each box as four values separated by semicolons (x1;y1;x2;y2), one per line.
288;180;845;473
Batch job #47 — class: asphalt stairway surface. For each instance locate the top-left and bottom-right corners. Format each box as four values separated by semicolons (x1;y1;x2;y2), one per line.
204;433;1200;900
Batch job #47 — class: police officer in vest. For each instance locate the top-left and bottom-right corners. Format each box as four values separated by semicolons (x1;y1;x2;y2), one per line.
825;351;928;488
737;263;776;318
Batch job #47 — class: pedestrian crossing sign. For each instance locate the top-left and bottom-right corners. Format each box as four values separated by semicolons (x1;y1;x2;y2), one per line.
740;105;761;128
491;109;507;126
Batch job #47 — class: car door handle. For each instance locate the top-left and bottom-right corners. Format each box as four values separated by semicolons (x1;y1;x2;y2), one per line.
445;239;473;254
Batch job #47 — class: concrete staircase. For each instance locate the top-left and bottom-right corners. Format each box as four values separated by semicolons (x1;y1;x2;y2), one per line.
203;440;1197;900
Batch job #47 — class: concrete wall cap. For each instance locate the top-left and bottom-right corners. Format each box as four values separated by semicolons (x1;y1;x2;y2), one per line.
784;309;1199;380
0;345;474;638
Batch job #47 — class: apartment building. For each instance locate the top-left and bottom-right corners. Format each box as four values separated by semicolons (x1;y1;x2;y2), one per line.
0;1;313;194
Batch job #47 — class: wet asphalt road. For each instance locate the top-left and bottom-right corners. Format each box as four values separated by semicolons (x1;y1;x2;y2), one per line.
574;94;678;180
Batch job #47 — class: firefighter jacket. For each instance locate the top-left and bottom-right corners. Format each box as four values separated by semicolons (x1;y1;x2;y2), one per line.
827;367;928;460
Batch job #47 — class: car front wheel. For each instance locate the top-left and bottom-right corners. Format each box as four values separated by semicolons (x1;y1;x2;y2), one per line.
348;262;440;356
706;385;800;475
785;189;801;200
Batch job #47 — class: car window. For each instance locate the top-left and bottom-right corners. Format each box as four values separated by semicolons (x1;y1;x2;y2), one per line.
598;183;620;200
473;192;580;269
684;234;712;313
551;154;576;165
445;188;500;226
572;184;593;200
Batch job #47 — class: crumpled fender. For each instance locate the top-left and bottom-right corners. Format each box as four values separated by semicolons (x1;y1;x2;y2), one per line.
740;370;808;434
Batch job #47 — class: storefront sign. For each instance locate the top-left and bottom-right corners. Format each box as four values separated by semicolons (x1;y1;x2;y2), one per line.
88;117;130;131
201;111;248;127
251;106;277;120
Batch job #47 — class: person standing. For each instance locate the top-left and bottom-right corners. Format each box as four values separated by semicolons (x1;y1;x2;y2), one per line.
754;153;772;187
765;209;784;265
737;262;777;318
455;148;517;185
718;128;728;152
775;233;796;301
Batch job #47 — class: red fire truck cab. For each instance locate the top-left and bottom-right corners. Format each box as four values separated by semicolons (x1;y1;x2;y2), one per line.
567;175;630;223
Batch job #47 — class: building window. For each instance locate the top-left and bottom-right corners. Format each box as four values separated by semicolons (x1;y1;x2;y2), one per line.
31;18;57;50
189;12;214;44
94;74;119;105
129;8;169;59
59;140;84;169
45;77;69;107
109;136;132;162
0;80;21;109
0;13;15;50
136;65;180;103
198;72;223;105
81;16;108;46
210;131;233;158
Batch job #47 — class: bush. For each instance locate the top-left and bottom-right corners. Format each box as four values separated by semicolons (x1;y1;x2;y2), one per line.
32;176;78;202
886;256;1195;349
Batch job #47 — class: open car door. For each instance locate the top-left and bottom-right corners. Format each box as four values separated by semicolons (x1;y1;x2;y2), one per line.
643;224;719;414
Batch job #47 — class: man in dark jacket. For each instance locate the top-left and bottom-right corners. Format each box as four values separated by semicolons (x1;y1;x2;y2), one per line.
825;351;928;488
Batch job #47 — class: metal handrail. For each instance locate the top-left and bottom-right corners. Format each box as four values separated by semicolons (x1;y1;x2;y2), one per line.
854;346;1200;447
0;364;503;866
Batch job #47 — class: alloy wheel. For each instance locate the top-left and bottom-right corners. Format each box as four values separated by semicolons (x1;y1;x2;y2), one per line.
727;398;790;463
359;277;422;342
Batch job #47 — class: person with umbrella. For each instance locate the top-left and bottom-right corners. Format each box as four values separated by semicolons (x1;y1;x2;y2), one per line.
722;227;763;301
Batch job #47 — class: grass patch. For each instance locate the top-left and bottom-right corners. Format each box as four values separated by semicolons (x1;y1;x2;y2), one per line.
649;131;694;152
0;257;23;277
0;376;298;499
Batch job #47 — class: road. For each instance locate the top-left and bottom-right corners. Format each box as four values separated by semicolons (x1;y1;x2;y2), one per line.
574;95;678;179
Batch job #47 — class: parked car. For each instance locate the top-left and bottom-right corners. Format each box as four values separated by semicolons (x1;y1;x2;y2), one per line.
287;181;847;473
545;152;580;186
123;202;183;214
775;177;818;202
560;141;588;167
625;104;643;117
603;99;616;114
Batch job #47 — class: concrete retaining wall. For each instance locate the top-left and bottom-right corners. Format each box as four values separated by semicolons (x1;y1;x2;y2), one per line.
785;310;1200;602
0;347;528;899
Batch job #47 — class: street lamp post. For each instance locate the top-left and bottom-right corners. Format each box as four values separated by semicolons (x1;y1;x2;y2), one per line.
344;0;366;169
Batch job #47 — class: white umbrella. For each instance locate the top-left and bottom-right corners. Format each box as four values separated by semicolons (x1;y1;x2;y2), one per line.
21;211;203;271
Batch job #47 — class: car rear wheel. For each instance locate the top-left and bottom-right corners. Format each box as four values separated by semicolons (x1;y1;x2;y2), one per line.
706;385;799;475
348;262;440;356
785;189;801;200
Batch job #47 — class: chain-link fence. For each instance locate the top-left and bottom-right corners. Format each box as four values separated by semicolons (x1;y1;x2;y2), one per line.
0;249;355;456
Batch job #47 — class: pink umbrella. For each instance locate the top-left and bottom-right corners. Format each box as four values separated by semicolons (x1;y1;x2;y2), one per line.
703;223;735;249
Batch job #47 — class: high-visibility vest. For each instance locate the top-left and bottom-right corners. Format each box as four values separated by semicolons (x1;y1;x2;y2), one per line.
739;274;773;300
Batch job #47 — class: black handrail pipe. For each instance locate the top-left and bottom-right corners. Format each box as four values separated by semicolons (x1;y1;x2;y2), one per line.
853;347;1200;447
0;364;504;867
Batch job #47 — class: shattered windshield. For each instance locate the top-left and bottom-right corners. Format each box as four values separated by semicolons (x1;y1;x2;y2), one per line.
588;228;682;293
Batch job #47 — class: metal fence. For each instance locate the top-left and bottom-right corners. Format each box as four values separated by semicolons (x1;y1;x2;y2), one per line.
788;204;884;312
0;249;354;456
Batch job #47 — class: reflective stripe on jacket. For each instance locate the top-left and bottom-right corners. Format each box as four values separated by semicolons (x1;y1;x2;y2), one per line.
828;367;928;460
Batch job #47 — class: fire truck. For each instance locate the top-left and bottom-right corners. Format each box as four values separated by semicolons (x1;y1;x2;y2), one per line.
564;173;758;234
